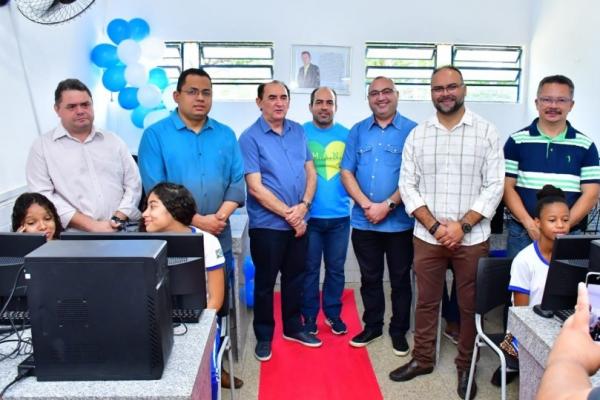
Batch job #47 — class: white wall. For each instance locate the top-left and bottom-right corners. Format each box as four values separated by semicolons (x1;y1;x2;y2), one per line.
528;0;600;143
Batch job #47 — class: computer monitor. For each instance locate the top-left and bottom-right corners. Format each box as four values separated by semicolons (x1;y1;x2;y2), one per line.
0;233;46;323
539;235;600;312
25;239;173;381
588;240;600;273
61;232;207;311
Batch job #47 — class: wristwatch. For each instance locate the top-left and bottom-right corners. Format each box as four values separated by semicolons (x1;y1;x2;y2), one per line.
300;200;312;211
386;198;397;210
461;222;473;234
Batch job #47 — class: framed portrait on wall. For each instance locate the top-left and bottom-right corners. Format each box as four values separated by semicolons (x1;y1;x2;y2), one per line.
290;45;351;95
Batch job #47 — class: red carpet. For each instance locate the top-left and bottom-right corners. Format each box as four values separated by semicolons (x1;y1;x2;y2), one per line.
258;289;383;400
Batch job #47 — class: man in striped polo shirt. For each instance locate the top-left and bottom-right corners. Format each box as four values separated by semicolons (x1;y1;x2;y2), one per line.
504;75;600;257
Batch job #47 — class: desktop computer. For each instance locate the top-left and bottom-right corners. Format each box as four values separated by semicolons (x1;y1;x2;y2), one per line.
24;239;173;381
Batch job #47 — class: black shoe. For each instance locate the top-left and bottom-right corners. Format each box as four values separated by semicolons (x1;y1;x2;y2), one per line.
254;341;272;362
349;329;382;347
325;317;348;335
304;316;318;334
490;366;519;387
389;359;434;382
283;331;322;347
457;370;477;399
392;335;409;356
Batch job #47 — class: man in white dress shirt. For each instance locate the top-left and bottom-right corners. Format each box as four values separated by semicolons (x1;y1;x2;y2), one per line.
26;79;142;232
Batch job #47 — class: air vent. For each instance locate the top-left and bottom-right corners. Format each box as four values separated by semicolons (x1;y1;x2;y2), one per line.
57;298;89;325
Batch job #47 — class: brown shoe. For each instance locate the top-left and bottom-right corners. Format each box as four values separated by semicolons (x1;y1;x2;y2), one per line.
457;369;477;399
221;368;244;389
389;359;434;382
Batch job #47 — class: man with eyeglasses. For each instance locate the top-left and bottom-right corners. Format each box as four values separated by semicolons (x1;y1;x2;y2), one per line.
137;68;245;389
340;76;417;356
504;75;600;257
395;66;504;399
26;78;142;232
239;80;320;362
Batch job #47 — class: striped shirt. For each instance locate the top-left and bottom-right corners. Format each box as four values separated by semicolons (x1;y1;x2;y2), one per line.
399;108;504;245
504;118;600;218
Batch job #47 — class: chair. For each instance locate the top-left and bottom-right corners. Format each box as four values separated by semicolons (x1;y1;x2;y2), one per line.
466;257;513;400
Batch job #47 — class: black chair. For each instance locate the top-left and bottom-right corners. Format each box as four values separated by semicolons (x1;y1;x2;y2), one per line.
466;257;513;400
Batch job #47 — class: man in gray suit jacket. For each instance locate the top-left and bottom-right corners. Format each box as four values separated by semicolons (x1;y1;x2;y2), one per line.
298;51;320;88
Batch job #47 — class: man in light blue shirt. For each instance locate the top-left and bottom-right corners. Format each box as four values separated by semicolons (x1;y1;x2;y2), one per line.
302;87;351;336
341;76;416;355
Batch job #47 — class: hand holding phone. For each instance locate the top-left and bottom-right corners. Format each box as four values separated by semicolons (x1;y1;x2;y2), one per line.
585;272;600;340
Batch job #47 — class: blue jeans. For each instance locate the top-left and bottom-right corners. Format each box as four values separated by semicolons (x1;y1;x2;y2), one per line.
302;217;350;319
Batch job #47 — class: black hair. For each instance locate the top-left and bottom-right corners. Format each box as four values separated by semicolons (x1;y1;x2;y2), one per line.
535;185;568;218
301;51;311;58
310;86;337;106
257;80;290;100
54;79;92;105
147;182;197;226
176;68;212;92
431;65;464;83
11;192;62;239
537;75;574;98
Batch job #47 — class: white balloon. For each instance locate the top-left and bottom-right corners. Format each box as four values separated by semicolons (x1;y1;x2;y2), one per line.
137;84;162;109
161;83;178;110
124;63;147;87
140;37;166;63
117;39;141;65
143;109;170;129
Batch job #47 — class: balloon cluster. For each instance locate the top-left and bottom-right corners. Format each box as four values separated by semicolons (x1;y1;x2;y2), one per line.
90;18;177;129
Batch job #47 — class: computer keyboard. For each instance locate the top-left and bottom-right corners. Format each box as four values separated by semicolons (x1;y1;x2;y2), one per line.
172;308;201;323
0;310;30;325
555;308;575;322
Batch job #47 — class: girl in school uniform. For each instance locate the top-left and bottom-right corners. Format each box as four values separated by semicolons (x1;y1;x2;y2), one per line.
12;192;62;240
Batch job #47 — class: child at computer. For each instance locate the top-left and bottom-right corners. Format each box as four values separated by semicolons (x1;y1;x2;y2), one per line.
12;192;62;240
491;185;570;386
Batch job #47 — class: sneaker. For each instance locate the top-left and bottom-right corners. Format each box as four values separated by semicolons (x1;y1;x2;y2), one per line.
392;335;410;356
325;317;348;335
304;316;318;334
349;329;382;347
283;331;323;347
254;341;272;361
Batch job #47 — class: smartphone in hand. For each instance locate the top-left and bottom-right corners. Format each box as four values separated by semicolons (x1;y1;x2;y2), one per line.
585;272;600;341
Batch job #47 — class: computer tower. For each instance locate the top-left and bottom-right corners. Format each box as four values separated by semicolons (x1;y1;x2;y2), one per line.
25;240;173;381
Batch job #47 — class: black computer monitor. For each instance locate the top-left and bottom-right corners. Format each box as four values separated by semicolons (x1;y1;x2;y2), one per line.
25;239;173;381
0;233;46;323
539;235;600;312
61;232;207;311
588;240;600;273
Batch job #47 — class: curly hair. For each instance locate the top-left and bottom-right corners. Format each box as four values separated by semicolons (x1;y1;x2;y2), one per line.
147;182;197;226
535;184;568;218
12;192;63;239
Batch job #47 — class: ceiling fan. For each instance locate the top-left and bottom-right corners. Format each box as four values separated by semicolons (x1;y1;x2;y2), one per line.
14;0;95;24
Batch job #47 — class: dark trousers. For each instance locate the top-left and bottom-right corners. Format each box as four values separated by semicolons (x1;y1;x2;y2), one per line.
250;228;307;342
351;228;413;337
412;237;489;371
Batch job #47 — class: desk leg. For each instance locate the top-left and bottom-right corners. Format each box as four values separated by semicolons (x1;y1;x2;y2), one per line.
519;347;545;400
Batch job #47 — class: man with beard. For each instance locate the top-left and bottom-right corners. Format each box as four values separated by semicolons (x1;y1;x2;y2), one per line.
503;75;600;257
394;66;504;399
341;76;416;355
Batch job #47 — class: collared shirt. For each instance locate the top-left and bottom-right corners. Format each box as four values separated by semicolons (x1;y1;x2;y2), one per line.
138;110;245;253
26;124;142;228
239;116;312;230
304;121;350;218
399;108;504;245
340;112;417;232
504;118;600;218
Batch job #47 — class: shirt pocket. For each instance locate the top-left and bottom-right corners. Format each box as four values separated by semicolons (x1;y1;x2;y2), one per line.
357;145;373;166
384;144;402;166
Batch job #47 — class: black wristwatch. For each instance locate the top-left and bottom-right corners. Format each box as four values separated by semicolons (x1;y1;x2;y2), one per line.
300;200;312;211
461;222;472;234
386;198;397;210
111;215;128;231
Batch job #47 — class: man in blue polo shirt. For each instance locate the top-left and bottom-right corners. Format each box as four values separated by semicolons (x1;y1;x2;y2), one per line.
137;68;245;389
302;87;351;336
239;80;319;361
504;75;600;257
341;76;417;355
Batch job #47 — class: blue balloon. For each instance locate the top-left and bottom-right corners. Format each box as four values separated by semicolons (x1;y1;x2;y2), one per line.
131;106;152;129
102;65;126;92
107;18;130;45
128;18;150;41
148;68;169;90
90;43;119;68
118;87;139;110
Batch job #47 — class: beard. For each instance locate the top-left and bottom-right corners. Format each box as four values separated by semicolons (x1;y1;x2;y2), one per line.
434;95;465;115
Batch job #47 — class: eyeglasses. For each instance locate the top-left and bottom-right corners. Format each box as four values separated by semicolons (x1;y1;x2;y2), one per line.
368;88;396;98
181;88;212;97
537;97;572;106
431;83;463;95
